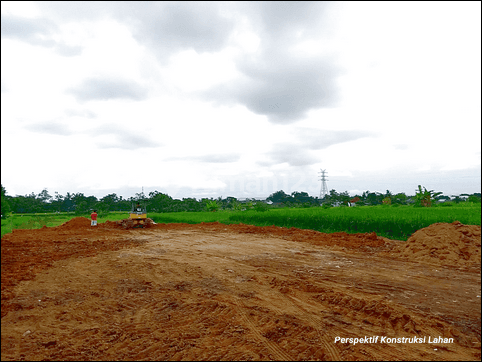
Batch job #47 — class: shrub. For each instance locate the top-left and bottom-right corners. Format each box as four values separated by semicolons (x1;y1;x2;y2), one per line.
414;185;442;207
205;200;220;212
254;202;269;212
438;202;454;207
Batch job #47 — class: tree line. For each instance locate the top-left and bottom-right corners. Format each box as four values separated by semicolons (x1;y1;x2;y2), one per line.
266;189;480;207
1;184;480;218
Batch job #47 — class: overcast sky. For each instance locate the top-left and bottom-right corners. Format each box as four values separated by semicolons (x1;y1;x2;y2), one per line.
1;1;481;200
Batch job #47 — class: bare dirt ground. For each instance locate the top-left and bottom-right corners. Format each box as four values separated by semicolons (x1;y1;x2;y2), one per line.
1;218;481;361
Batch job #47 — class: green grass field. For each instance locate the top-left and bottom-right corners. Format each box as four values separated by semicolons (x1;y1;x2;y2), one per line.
150;204;480;241
2;204;480;241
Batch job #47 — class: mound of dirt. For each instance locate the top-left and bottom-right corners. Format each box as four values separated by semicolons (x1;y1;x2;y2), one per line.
56;216;91;229
56;217;123;230
394;221;481;267
99;220;123;229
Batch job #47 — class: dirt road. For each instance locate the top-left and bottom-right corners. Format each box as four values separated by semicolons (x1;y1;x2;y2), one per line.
1;218;481;361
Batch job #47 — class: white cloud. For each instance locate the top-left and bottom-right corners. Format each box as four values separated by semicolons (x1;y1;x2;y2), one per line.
1;1;42;18
161;49;240;93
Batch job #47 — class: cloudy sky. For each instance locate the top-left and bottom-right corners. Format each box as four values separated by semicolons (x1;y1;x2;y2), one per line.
1;1;481;200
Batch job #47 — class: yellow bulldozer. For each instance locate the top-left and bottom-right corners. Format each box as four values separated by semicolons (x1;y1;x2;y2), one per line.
117;203;154;229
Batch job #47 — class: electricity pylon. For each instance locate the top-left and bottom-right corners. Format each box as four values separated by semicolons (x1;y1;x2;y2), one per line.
318;169;328;200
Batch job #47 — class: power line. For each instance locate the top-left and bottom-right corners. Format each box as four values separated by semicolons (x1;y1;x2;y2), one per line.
318;169;328;199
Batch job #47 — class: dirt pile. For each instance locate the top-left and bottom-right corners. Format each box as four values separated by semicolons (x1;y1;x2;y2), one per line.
55;217;122;230
394;221;481;267
101;220;125;229
56;216;91;229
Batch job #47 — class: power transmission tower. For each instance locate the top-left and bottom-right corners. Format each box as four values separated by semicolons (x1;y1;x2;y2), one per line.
318;169;328;200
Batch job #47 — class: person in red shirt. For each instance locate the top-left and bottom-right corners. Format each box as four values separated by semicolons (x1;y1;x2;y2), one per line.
91;210;98;227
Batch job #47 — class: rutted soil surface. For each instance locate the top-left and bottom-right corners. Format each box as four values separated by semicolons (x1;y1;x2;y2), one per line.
1;218;481;361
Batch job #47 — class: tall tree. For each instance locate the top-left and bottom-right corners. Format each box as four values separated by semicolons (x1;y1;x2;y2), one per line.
52;192;64;212
392;192;407;204
98;193;119;212
267;190;290;204
37;189;52;204
1;184;11;218
148;191;173;212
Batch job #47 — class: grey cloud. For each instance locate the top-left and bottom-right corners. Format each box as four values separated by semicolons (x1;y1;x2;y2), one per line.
92;124;160;150
200;2;341;124
29;2;340;123
55;43;83;57
261;129;373;167
1;14;82;56
89;123;161;150
65;109;97;119
126;2;233;59
113;133;160;150
246;2;331;40
207;55;338;124
35;2;234;59
168;153;241;164
192;154;241;163
294;128;373;150
1;14;55;43
25;121;72;136
262;143;319;167
68;77;148;102
36;2;114;21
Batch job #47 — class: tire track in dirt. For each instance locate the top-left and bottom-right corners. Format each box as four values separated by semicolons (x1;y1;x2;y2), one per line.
263;267;430;361
245;255;344;360
232;295;292;361
284;294;342;361
349;343;401;362
236;268;342;361
235;250;400;360
237;279;288;316
283;289;425;361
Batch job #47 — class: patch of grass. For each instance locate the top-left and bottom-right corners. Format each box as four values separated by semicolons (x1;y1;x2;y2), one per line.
149;211;233;225
1;212;129;238
1;214;68;238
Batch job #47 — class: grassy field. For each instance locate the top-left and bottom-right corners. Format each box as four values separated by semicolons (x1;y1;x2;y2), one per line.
2;204;480;241
150;203;481;241
226;204;481;240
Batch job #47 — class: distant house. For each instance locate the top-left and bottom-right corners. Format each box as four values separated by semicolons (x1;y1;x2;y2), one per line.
238;197;266;202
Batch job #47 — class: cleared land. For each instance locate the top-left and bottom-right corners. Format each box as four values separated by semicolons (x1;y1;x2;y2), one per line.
1;218;481;361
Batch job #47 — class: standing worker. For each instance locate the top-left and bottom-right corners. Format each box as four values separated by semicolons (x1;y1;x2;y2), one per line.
91;210;98;227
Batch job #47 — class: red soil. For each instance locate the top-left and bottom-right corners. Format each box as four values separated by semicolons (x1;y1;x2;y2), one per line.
1;219;480;361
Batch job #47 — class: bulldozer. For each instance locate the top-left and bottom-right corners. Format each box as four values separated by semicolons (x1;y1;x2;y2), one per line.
117;203;154;229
